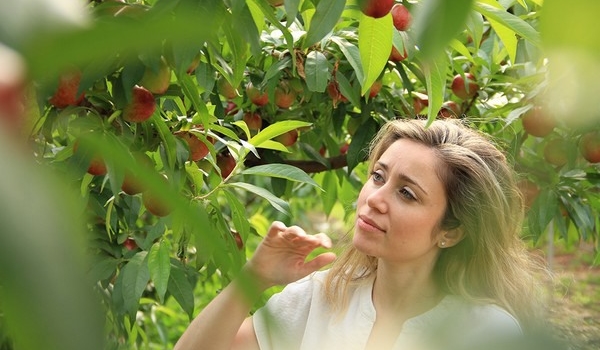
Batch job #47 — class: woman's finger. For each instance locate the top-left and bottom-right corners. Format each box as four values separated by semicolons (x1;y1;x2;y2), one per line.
312;232;333;249
302;252;337;274
266;221;287;238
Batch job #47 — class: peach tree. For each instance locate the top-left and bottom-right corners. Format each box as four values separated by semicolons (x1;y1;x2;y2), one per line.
1;0;599;348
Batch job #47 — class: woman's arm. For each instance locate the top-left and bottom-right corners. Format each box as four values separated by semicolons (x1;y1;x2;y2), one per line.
174;221;336;350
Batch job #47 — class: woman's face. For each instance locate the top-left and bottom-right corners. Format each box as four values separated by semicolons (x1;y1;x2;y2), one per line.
353;138;449;266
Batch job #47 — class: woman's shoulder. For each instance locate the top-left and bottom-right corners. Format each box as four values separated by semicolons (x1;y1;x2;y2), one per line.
429;295;523;348
444;295;521;332
404;295;523;350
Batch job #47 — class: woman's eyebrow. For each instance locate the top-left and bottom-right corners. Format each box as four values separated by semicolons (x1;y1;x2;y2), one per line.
375;161;428;195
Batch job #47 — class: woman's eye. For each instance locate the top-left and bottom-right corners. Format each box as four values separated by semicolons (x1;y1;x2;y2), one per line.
371;171;384;183
400;187;416;200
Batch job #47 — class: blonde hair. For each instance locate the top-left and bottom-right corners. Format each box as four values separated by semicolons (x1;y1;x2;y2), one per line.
324;118;546;329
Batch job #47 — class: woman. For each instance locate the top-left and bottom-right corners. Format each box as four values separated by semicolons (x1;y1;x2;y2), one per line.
175;118;545;350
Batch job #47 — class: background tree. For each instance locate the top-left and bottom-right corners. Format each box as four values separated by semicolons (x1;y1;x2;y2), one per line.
0;0;599;348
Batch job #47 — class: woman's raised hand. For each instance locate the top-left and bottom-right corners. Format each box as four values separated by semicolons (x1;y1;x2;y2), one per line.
244;221;337;289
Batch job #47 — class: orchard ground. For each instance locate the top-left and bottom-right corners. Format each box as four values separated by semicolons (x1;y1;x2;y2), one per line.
548;242;600;350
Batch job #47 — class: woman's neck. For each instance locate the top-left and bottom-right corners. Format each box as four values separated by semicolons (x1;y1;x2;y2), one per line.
372;259;443;317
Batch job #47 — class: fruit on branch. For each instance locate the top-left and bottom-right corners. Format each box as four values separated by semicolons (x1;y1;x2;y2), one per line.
246;82;269;106
391;4;411;31
437;101;461;118
143;191;172;217
359;0;394;19
266;0;284;6
319;145;327;157
517;178;540;209
224;101;238;116
274;81;296;109
217;76;238;99
175;131;211;161
217;152;236;178
339;142;349;155
121;152;146;196
139;57;171;94
74;140;107;176
49;70;85;108
121;151;154;195
123;85;156;123
579;130;600;163
121;174;144;195
451;73;478;100
275;129;299;147
142;175;173;217
243;112;262;132
521;106;555;138
368;80;383;98
412;92;429;115
327;81;348;107
231;230;244;250
123;238;138;251
389;45;408;62
186;54;201;74
543;138;569;167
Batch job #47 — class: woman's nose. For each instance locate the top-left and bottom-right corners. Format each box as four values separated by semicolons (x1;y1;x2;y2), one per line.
365;185;388;213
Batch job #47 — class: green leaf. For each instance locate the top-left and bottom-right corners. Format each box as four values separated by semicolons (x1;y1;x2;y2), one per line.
412;0;474;61
527;189;558;239
330;37;364;85
347;117;378;173
223;189;250;242
449;38;473;61
465;10;484;51
263;56;293;82
151;112;178;170
358;13;393;95
222;16;250;84
249;0;297;70
474;2;540;47
303;0;346;49
246;0;266;34
423;54;448;125
567;197;595;239
148;240;171;304
121;252;150;319
475;0;519;63
168;262;195;319
22;4;222;81
321;171;338;217
284;0;301;28
178;71;211;127
253;139;292;152
241;163;322;190
249;120;311;148
88;256;119;283
231;2;262;57
227;182;290;216
336;71;361;107
304;50;330;93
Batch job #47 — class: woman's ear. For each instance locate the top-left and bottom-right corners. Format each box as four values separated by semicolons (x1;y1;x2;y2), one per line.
437;228;465;248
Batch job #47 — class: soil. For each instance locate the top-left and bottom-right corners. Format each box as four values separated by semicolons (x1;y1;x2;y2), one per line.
546;244;600;350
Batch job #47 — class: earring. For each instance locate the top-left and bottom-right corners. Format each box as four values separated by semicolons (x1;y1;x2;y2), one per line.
439;241;446;248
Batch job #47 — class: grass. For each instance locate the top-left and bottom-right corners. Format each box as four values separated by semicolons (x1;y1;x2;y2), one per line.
546;242;600;350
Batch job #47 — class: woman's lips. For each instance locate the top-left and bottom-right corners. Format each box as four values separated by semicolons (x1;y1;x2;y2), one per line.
357;215;385;233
